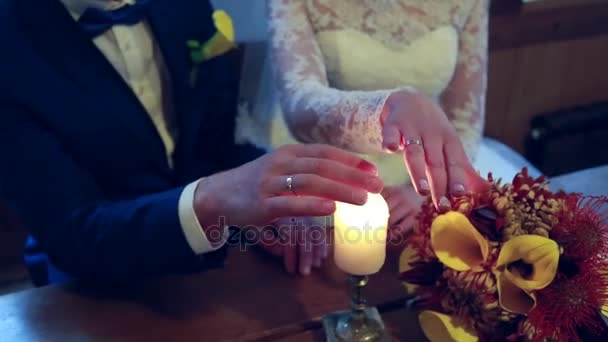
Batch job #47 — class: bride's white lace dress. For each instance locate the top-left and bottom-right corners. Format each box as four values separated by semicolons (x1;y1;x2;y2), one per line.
236;0;488;186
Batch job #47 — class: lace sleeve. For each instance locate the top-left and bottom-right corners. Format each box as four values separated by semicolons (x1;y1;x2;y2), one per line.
267;0;402;154
440;0;489;161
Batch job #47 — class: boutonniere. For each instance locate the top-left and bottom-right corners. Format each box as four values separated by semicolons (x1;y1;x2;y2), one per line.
187;10;237;87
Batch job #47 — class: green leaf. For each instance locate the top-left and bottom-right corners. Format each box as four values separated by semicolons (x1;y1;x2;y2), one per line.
186;40;201;49
190;51;205;64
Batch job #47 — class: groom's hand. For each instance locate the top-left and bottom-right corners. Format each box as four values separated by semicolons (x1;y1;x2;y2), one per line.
193;144;383;236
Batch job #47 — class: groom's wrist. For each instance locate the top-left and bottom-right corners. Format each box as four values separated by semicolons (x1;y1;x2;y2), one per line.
193;177;228;248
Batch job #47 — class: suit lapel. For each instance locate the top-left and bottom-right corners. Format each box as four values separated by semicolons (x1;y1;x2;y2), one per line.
19;0;219;178
18;0;171;174
20;0;121;92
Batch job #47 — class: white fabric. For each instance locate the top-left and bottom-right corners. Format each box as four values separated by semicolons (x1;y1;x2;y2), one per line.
235;0;488;186
179;180;229;253
60;0;225;254
550;166;608;196
474;138;541;183
235;0;539;188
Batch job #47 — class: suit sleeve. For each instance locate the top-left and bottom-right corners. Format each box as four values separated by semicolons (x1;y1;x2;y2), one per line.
0;103;225;282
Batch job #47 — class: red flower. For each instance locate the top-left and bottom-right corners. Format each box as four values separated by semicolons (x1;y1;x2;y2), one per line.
507;167;569;206
401;168;608;341
552;195;608;261
526;260;608;341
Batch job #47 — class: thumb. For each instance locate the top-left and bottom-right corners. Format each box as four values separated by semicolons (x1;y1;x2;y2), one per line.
380;100;403;152
382;123;402;153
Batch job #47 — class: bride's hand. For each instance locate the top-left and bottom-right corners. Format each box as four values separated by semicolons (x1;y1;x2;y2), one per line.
257;217;327;275
382;184;424;242
381;90;488;211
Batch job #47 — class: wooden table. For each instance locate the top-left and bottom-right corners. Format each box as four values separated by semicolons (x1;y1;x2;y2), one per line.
0;246;426;341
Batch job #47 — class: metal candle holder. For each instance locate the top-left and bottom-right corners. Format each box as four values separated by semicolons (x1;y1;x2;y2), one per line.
322;275;390;341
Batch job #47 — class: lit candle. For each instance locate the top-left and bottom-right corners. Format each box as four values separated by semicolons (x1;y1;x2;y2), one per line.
333;193;390;275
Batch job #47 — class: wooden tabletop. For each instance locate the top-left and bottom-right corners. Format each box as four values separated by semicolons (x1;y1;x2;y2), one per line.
0;244;425;341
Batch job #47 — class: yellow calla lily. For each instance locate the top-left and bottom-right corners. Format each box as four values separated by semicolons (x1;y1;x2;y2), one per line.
601;272;608;318
202;10;236;61
419;310;478;342
213;10;235;41
187;10;237;85
496;235;560;291
431;212;490;272
496;272;536;314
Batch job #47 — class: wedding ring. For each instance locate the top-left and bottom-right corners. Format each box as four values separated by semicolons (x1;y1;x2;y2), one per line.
286;176;297;196
404;139;423;148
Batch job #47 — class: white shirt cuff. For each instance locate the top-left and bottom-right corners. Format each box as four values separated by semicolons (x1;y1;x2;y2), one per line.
178;179;229;255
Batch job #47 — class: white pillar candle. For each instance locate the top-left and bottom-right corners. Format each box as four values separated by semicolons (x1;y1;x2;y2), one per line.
333;193;390;275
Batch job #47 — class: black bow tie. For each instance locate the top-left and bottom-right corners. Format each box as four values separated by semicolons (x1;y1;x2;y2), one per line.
78;0;150;38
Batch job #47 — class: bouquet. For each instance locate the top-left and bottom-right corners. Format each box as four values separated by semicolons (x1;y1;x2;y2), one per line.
400;168;608;341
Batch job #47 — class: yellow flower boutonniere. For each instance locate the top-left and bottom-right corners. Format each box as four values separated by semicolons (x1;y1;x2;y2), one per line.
187;9;236;86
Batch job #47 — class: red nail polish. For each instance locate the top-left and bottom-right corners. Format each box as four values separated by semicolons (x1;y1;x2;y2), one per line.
357;160;377;173
386;144;398;152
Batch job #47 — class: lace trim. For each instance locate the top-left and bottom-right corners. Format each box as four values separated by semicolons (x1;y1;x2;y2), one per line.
267;0;488;159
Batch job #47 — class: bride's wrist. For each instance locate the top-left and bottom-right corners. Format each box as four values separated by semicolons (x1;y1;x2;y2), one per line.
383;90;421;118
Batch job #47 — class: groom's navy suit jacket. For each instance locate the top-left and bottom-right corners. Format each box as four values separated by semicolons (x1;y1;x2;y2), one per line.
0;0;264;285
